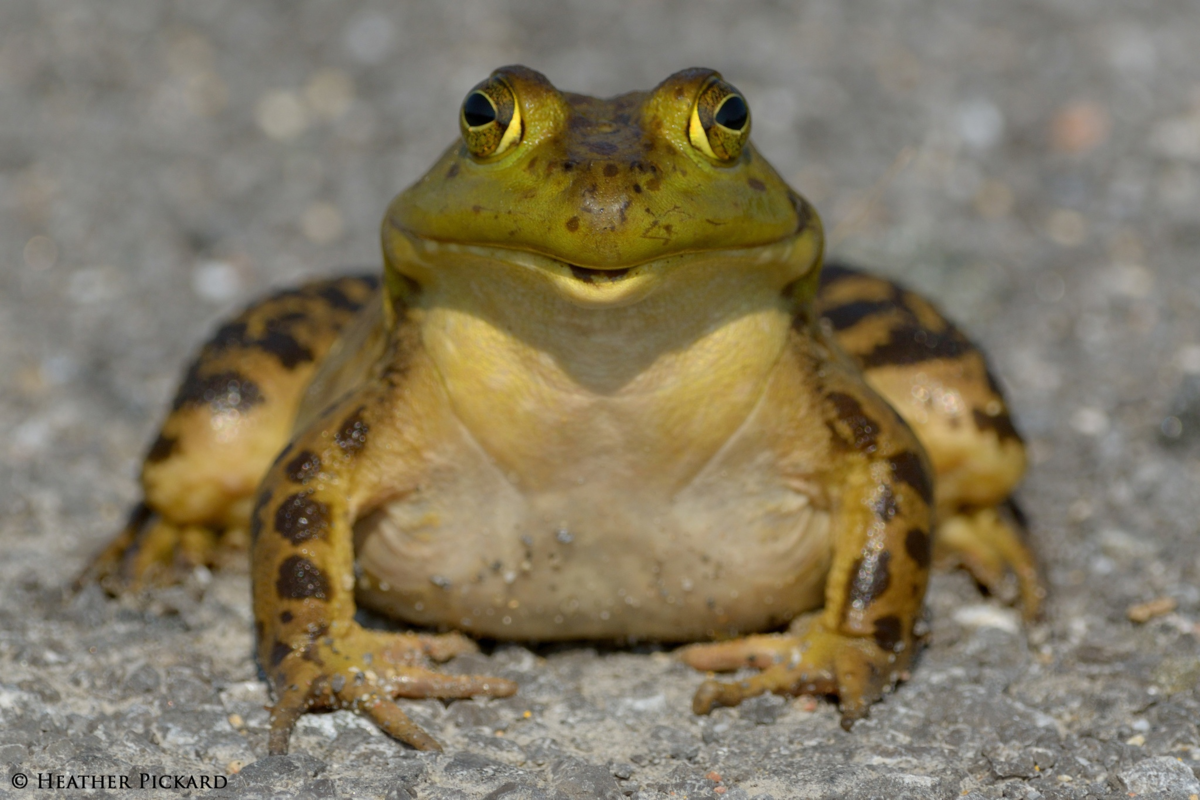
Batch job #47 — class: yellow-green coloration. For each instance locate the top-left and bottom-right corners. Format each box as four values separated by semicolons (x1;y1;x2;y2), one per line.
82;66;1043;754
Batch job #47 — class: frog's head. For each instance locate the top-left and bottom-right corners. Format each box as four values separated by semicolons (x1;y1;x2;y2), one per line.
383;66;822;308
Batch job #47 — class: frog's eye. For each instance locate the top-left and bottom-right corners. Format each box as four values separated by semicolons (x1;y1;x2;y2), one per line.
688;78;751;163
459;77;523;160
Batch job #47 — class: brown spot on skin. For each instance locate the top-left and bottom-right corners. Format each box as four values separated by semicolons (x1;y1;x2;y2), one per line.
633;183;642;193
255;330;314;369
280;610;293;624
905;527;932;569
562;160;575;172
300;642;323;664
249;488;273;544
446;163;459;179
471;205;482;214
334;408;369;455
315;282;369;312
210;319;314;369
276;556;330;600
826;392;880;453
566;216;580;232
821;299;896;332
873;615;904;652
748;177;766;192
887;451;933;505
972;408;1021;443
270;640;291;667
285;450;321;484
603;163;619;177
274;492;330;544
146;433;177;464
858;322;971;369
873;485;899;522
848;551;892;610
173;369;263;413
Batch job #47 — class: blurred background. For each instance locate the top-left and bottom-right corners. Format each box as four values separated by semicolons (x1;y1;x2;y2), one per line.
2;2;1199;797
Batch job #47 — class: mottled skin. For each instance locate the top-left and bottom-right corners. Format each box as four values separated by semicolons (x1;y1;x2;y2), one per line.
83;66;1042;753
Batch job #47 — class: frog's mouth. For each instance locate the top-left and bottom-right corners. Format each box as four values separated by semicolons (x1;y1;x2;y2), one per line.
567;265;633;284
386;227;823;309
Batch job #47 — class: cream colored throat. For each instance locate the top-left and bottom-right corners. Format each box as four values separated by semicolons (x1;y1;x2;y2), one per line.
407;248;803;495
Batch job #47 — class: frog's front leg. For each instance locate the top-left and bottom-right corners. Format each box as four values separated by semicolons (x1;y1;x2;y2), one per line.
251;393;516;754
681;386;934;730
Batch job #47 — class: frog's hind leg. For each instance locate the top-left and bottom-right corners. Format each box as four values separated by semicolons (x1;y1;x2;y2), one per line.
80;275;380;593
815;262;1044;618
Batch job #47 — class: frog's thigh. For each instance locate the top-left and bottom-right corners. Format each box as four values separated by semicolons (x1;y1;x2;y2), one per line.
815;263;1025;510
816;264;1042;616
82;276;379;591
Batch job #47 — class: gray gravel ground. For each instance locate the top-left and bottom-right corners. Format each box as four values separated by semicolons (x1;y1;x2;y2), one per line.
3;1;1200;798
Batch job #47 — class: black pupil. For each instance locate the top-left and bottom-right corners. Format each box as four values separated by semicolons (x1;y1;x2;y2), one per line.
463;92;497;127
714;96;748;131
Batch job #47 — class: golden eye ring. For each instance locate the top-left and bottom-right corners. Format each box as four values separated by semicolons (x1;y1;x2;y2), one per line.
688;78;751;163
459;77;523;160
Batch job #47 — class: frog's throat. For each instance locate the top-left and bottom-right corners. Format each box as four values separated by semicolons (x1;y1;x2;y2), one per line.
381;222;825;311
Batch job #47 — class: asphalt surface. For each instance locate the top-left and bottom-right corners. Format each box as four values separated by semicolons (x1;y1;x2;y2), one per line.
2;1;1199;798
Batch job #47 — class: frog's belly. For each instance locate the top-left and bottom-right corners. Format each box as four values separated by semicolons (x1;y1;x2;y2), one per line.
353;458;831;642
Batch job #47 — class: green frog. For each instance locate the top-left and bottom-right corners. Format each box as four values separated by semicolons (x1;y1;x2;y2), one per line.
84;66;1042;754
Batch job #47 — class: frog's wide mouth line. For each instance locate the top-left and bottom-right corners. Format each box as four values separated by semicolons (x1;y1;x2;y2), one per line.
389;229;821;307
566;264;633;284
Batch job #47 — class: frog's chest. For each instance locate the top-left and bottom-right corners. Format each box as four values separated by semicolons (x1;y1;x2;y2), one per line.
352;415;833;642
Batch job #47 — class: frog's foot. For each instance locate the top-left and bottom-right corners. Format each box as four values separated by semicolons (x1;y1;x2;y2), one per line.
679;616;913;730
77;503;242;594
266;625;518;754
935;502;1045;620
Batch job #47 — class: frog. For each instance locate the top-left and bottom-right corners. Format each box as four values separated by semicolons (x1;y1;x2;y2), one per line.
82;65;1043;754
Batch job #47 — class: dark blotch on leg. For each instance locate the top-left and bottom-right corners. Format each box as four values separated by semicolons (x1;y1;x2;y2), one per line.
820;299;895;332
271;640;292;667
847;551;892;610
146;433;178;463
173;368;264;413
274;492;330;544
859;322;971;369
315;284;360;312
276;556;330;600
257;329;314;369
285;450;321;484
887;450;933;505
873;615;904;653
872;485;899;522
280;610;293;624
826;392;880;453
249;488;273;545
335;408;369;456
904;527;932;569
972;408;1022;443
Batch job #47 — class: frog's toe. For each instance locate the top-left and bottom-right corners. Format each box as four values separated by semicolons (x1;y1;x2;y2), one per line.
685;624;910;728
268;671;444;754
265;626;517;754
679;633;807;672
77;503;225;594
936;503;1045;620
